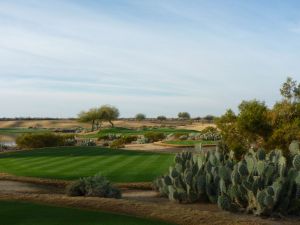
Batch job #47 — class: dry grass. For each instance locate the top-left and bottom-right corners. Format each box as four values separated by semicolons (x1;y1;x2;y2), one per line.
0;119;214;131
0;120;89;129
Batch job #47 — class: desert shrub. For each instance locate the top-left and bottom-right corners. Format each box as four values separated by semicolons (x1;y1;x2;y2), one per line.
98;135;110;141
98;134;120;141
109;135;138;148
16;133;74;149
135;136;149;144
200;126;218;134
80;139;96;146
122;135;138;143
135;113;146;121
109;139;125;149
178;112;191;120
63;134;77;146
173;132;187;139
66;174;121;198
154;143;300;216
144;132;165;142
157;115;167;121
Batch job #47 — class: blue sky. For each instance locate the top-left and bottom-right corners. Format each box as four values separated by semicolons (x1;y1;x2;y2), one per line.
1;0;300;117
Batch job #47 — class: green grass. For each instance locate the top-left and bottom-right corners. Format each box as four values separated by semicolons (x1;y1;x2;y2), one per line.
0;146;173;182
0;128;48;135
83;127;198;138
163;140;217;146
0;201;174;225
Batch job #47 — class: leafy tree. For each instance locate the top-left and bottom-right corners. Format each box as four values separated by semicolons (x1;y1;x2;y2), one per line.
237;100;272;141
78;108;99;131
98;105;119;127
135;113;146;121
215;109;247;159
78;105;119;130
217;77;300;157
280;77;300;103
203;115;215;122
157;115;167;121
178;112;190;120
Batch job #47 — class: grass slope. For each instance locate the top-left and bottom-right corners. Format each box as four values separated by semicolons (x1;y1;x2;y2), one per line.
0;128;48;135
0;147;173;182
0;201;174;225
83;127;198;138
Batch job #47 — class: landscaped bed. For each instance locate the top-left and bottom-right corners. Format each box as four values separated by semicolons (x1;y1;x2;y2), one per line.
82;127;198;138
160;140;217;147
0;146;174;182
0;200;174;225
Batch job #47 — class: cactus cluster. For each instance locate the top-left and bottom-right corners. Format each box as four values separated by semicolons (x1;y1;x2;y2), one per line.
219;147;300;216
154;149;234;203
155;142;300;216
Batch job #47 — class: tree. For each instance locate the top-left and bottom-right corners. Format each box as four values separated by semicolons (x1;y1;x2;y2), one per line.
98;105;119;127
135;113;146;121
178;112;190;120
237;100;272;141
157;115;167;121
215;109;247;159
78;108;99;131
78;105;119;130
217;77;300;156
204;115;215;122
280;77;300;103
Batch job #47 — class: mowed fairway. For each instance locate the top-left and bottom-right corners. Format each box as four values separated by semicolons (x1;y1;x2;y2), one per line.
0;201;174;225
0;147;174;182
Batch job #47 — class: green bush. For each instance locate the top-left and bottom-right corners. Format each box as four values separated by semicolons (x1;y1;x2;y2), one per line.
66;174;121;198
144;132;165;142
16;133;75;149
109;135;138;148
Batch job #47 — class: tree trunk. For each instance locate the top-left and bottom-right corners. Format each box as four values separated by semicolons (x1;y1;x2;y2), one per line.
109;120;114;127
91;120;95;131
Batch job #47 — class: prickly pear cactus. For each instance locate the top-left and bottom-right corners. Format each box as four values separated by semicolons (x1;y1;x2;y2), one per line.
154;143;300;216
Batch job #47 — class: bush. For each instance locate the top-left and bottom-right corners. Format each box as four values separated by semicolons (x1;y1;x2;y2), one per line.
66;174;121;199
157;115;167;121
98;134;120;141
16;133;75;149
135;113;146;121
144;132;165;142
173;132;188;139
80;139;96;146
135;137;149;144
109;135;138;148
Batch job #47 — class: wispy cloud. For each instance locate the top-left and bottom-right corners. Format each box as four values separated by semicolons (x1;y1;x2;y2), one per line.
1;0;300;117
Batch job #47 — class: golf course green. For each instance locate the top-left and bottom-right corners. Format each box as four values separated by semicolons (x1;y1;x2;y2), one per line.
0;146;174;182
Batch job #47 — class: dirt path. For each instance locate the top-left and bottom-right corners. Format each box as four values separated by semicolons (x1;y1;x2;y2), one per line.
0;180;62;194
0;179;299;225
124;143;194;153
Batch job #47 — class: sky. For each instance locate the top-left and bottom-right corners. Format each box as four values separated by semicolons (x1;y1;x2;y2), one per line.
1;0;300;118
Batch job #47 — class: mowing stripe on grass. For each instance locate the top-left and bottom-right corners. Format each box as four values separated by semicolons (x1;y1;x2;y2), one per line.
0;147;174;182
